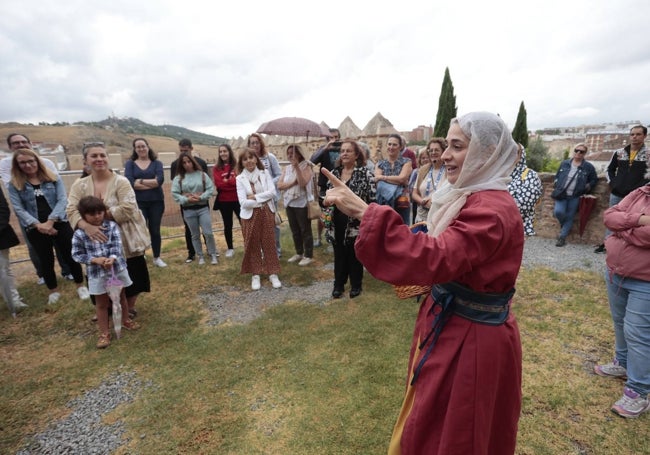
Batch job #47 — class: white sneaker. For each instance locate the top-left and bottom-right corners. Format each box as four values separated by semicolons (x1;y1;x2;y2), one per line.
287;254;303;263
298;257;313;266
225;249;234;258
47;292;61;305
251;275;261;290
77;286;90;300
198;256;205;265
37;277;45;285
153;257;167;267
211;254;219;265
13;301;28;313
269;274;282;289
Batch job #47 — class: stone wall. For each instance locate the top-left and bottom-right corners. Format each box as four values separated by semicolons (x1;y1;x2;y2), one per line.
534;173;608;245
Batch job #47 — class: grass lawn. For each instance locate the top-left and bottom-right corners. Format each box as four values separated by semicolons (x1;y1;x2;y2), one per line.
1;233;649;454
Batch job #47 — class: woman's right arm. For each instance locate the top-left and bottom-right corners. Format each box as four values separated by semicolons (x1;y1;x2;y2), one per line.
7;185;38;227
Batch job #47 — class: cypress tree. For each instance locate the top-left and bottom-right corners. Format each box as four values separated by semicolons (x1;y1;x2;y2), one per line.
512;101;529;148
433;67;457;137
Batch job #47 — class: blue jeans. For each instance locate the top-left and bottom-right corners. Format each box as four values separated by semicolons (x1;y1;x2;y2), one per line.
553;196;580;239
605;269;650;396
138;200;165;257
182;206;216;257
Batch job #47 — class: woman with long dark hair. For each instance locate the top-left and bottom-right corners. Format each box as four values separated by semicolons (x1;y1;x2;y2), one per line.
212;143;240;258
124;138;166;267
172;152;218;265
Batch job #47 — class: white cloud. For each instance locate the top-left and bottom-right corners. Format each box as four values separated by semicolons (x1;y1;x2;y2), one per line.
1;0;649;139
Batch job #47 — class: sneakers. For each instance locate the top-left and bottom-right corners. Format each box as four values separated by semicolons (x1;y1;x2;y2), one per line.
298;257;313;266
251;275;261;291
555;237;566;247
123;319;141;330
611;387;650;418
185;255;195;263
63;273;74;281
594;243;606;254
96;333;111;349
225;249;234;258
269;274;282;289
37;277;45;285
47;292;61;305
594;359;627;378
211;254;219;265
153;257;167;267
314;239;322;247
287;254;303;263
13;300;28;311
198;256;205;265
77;286;91;300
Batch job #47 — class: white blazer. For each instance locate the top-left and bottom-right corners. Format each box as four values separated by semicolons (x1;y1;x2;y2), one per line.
236;169;277;220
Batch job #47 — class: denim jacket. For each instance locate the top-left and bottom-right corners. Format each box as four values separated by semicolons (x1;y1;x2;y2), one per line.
553;159;598;198
8;177;69;228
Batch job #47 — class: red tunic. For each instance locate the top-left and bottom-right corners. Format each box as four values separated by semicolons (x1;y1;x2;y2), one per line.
355;191;524;455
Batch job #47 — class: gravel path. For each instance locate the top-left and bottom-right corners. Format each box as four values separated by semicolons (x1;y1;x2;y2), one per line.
17;236;605;453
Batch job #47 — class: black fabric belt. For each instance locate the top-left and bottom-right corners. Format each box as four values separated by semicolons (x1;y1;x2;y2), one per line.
182;204;208;210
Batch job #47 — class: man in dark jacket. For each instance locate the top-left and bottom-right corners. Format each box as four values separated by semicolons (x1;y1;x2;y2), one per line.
310;128;341;246
595;125;649;253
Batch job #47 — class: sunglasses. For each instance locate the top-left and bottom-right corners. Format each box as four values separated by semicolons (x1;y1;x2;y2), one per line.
574;149;587;154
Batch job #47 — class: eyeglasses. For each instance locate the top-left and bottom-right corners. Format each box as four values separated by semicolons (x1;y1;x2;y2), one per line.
17;159;37;166
574;149;587;154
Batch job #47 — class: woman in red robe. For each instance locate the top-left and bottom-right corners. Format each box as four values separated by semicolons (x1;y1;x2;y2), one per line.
323;112;524;455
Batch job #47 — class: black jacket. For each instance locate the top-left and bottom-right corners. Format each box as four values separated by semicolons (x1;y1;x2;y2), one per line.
607;144;649;197
0;189;20;250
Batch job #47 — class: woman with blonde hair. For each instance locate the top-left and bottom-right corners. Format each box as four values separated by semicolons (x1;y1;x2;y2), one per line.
67;142;148;322
9;148;88;305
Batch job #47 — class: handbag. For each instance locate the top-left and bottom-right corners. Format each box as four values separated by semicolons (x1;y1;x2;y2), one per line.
396;188;410;209
119;209;151;256
551;166;579;200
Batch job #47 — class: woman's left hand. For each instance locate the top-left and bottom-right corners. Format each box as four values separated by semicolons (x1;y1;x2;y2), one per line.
321;168;368;220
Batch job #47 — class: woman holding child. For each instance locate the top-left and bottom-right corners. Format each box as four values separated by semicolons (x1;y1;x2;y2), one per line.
72;196;135;349
67;141;150;319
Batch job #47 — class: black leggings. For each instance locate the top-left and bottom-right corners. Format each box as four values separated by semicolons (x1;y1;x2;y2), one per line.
217;201;241;250
27;221;83;290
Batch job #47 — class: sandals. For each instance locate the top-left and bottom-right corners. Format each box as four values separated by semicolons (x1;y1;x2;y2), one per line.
96;333;111;349
123;319;141;330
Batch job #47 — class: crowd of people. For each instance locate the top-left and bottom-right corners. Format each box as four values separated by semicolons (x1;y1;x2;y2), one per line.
1;118;650;452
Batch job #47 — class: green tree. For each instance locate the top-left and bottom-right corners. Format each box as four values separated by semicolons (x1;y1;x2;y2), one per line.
512;101;529;147
526;136;549;172
434;67;457;137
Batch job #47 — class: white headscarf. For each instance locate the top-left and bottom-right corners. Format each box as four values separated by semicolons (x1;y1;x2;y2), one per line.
427;112;518;237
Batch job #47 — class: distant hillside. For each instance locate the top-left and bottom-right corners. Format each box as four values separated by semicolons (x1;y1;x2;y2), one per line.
74;117;225;145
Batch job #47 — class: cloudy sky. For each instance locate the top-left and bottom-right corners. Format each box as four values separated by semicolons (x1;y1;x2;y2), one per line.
1;0;649;139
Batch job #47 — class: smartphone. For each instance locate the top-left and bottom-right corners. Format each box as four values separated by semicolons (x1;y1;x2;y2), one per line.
331;141;342;147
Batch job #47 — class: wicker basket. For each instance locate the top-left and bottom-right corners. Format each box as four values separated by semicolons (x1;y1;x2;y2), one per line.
392;222;432;299
393;284;432;299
